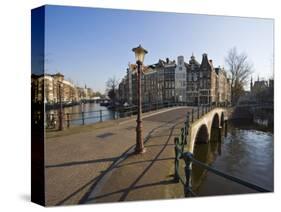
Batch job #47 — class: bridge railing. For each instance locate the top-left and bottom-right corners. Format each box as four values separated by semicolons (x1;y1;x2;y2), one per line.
189;103;223;123
45;101;191;130
174;108;270;197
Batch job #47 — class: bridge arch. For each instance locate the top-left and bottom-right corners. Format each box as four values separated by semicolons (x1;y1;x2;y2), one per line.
210;113;220;142
194;124;209;144
211;113;220;128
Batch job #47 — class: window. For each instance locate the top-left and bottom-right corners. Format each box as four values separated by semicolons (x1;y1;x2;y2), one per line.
194;73;197;81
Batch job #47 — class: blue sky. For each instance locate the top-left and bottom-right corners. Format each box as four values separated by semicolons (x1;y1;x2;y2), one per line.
44;5;274;92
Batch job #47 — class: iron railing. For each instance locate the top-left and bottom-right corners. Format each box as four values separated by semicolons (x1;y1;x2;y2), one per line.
45;101;195;130
182;152;270;195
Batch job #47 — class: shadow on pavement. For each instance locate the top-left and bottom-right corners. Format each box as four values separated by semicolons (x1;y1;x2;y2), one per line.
45;157;119;168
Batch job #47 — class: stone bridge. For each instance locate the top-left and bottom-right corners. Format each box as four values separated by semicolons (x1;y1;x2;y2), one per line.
186;107;228;154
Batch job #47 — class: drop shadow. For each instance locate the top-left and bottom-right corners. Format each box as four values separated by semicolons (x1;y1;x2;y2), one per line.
19;194;30;202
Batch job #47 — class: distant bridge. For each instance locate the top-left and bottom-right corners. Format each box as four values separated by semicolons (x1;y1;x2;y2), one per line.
232;102;273;120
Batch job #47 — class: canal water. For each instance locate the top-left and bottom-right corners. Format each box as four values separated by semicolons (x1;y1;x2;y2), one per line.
192;120;273;196
47;103;117;126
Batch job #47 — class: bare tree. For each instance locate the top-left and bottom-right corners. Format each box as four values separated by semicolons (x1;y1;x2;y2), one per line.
225;47;253;104
106;76;119;104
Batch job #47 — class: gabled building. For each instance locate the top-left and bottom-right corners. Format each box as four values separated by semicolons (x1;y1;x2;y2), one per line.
118;53;231;106
185;54;200;104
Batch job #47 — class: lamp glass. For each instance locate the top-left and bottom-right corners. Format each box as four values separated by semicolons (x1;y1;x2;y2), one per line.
132;45;148;63
135;52;144;63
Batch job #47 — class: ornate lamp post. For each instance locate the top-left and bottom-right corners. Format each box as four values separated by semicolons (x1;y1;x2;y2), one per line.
132;45;148;154
58;81;64;131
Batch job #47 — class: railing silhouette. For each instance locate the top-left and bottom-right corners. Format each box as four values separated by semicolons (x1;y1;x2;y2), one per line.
174;106;270;197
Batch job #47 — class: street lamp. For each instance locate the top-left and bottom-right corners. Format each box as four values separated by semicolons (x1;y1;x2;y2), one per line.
58;81;64;131
132;45;148;154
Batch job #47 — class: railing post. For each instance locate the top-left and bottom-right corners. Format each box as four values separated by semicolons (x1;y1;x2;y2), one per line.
183;152;193;197
67;113;70;128
100;110;103;122
181;128;185;146
82;112;85;125
113;110;116;120
174;137;180;183
185;113;190;145
197;106;200;119
191;109;194;122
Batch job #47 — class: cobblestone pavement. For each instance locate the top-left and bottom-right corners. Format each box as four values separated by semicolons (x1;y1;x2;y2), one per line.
45;107;194;206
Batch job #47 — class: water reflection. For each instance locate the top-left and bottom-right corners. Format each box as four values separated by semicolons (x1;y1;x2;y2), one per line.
46;103;117;126
191;121;273;195
192;127;222;191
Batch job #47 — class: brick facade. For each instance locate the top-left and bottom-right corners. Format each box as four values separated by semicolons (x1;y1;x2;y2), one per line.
118;53;231;106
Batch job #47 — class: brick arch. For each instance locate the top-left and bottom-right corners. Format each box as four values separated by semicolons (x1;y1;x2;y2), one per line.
211;113;220;128
210;113;221;142
194;124;209;144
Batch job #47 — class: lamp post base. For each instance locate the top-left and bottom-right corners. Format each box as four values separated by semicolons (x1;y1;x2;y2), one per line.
134;147;146;154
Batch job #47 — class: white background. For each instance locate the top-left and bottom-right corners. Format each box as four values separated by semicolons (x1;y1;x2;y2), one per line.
0;0;279;211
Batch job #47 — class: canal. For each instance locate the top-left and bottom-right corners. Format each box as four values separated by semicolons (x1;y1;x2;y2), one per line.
192;120;273;196
47;102;117;126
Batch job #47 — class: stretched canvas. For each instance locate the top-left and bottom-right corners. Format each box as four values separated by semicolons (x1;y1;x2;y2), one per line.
31;5;274;206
